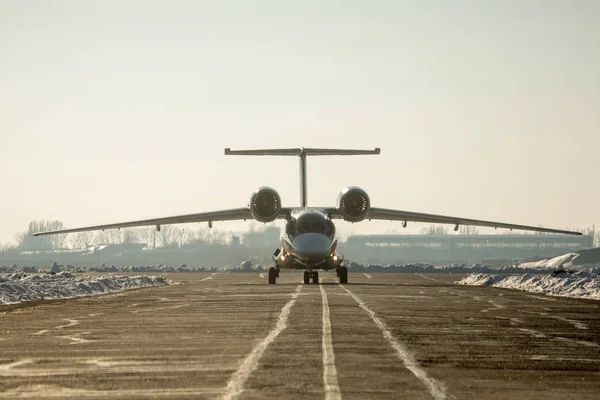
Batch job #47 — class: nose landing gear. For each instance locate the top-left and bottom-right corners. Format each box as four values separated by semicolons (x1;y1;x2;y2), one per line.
303;271;319;284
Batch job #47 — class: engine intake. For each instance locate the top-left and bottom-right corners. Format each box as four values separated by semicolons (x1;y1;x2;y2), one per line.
250;187;282;223
337;186;370;222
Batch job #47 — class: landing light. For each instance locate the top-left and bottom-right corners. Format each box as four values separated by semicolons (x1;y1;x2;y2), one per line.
332;255;338;262
279;254;285;261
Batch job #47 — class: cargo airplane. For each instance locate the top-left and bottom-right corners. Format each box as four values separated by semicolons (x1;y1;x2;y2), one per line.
34;147;581;284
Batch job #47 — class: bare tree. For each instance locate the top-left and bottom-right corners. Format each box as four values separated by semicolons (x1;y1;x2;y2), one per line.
459;225;480;235
70;231;95;250
136;227;156;247
15;220;67;250
121;229;140;244
157;225;178;248
173;227;194;248
419;224;449;235
95;229;123;244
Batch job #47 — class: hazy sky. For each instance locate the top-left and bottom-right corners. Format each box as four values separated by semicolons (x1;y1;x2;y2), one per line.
1;0;599;244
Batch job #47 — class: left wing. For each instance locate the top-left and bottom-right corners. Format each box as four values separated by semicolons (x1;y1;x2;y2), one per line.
33;208;290;236
325;207;581;235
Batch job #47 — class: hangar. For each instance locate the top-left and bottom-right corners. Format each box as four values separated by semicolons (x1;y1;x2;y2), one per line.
339;234;593;265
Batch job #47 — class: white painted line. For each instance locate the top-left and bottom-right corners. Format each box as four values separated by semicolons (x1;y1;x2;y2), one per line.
200;276;213;282
259;273;265;279
340;285;454;400
481;300;505;313
363;273;372;279
222;285;303;400
320;285;341;400
0;359;34;371
416;273;441;283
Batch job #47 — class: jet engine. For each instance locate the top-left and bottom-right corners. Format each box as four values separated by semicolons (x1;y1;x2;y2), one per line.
336;186;370;222
250;187;282;223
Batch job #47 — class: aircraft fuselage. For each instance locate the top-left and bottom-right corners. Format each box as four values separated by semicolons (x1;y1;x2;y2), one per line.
274;210;341;272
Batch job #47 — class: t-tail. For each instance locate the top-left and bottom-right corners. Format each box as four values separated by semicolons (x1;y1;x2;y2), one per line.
224;147;380;207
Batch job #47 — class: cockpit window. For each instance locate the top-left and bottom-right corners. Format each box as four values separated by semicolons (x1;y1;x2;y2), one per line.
286;212;335;238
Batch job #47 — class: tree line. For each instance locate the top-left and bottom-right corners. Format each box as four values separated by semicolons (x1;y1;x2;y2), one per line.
7;220;232;252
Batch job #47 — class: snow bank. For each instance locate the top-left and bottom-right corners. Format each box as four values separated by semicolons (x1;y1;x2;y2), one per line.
0;272;171;305
518;253;580;270
457;269;600;300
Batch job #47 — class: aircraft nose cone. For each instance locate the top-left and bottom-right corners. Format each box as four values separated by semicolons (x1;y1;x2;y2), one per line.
292;233;332;258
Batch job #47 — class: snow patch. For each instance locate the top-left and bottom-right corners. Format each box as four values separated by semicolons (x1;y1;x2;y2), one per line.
457;269;600;300
0;272;171;305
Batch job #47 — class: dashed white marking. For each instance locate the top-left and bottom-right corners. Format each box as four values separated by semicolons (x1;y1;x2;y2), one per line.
519;328;599;348
363;273;372;279
550;316;589;330
494;316;523;325
518;310;589;330
416;273;442;283
222;285;303;400
0;359;34;371
57;332;94;344
31;330;48;336
131;304;190;314
200;277;213;282
481;300;505;313
55;318;79;329
526;295;556;302
320;285;341;400
259;273;265;279
340;285;454;400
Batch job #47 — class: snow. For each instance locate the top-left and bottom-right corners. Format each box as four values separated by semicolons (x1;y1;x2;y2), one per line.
0;272;171;305
457;268;600;300
518;253;580;270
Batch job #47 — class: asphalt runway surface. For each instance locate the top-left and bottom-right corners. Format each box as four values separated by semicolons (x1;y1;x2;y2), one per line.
1;272;599;399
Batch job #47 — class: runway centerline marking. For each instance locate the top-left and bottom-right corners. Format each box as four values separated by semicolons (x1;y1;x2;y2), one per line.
340;284;454;400
222;284;303;400
363;273;372;279
320;285;341;400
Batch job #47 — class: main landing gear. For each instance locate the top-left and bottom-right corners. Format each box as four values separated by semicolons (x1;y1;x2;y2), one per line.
268;266;280;284
303;271;319;284
336;266;348;284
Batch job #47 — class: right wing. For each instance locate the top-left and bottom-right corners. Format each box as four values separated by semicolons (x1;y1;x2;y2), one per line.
33;208;292;236
321;207;581;235
365;207;582;235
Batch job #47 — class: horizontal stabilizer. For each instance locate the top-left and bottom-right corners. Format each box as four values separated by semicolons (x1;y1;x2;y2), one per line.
225;147;380;156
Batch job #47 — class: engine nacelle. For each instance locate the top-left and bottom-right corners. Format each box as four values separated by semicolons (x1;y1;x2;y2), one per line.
250;187;282;223
336;186;370;222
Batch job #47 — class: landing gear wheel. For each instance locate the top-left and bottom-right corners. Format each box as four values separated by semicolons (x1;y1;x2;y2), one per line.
312;271;319;284
303;271;310;284
339;266;348;284
268;267;277;284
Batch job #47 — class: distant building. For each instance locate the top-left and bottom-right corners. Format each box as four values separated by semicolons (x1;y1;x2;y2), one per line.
339;234;593;265
242;226;281;248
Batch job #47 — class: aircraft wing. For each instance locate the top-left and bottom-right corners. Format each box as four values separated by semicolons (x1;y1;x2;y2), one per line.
325;207;581;235
33;208;291;236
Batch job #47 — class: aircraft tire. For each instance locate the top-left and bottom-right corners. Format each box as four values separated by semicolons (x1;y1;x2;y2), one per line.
303;271;310;284
312;271;319;284
339;266;348;284
268;267;277;284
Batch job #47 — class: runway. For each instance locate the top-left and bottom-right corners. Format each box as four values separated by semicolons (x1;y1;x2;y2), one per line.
1;272;599;399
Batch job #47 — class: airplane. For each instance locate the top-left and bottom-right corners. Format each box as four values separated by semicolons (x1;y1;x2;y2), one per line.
34;147;581;284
